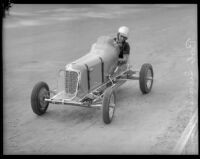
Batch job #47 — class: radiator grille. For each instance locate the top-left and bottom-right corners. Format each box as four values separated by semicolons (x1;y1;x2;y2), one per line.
65;70;78;95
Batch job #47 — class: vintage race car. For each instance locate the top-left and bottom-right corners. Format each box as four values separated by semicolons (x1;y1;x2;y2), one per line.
31;36;154;124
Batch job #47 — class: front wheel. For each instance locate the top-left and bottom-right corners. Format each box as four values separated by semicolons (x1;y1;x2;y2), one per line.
31;81;50;115
102;88;116;124
139;63;154;94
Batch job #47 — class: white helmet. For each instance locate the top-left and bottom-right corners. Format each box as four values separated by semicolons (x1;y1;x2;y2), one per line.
118;26;129;39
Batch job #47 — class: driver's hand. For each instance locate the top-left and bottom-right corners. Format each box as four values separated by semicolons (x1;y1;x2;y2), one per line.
118;59;126;65
118;58;125;62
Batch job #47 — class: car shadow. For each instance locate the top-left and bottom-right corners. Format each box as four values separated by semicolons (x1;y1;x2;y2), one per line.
42;105;101;125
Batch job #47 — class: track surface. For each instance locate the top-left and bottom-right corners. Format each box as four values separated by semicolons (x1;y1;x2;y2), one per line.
3;4;197;154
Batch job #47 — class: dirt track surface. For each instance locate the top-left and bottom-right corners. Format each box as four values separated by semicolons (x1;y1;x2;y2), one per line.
3;4;197;154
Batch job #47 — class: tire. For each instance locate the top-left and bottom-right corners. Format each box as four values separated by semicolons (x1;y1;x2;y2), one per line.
31;81;50;115
139;63;154;94
102;87;116;124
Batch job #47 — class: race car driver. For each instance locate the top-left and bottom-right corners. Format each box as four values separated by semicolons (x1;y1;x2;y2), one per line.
114;26;130;65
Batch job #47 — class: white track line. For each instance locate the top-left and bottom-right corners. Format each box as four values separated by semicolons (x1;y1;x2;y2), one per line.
172;109;198;154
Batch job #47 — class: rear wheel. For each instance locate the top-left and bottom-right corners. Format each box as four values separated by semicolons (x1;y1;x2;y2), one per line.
102;88;116;124
31;81;50;115
139;63;154;94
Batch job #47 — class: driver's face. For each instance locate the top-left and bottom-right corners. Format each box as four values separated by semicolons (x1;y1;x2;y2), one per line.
118;34;126;43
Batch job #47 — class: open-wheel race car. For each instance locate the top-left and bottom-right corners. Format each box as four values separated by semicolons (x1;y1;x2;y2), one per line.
31;36;154;124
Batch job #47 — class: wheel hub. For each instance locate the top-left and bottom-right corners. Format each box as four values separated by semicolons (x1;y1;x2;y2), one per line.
146;69;153;89
38;88;49;109
109;94;115;119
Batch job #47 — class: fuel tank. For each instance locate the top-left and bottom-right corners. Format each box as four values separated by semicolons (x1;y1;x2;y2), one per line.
65;36;120;99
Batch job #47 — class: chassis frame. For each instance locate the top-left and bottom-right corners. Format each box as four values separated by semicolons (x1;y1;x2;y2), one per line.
44;64;152;108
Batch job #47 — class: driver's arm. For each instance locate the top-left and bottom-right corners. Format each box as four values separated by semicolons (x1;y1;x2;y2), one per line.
119;43;130;62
